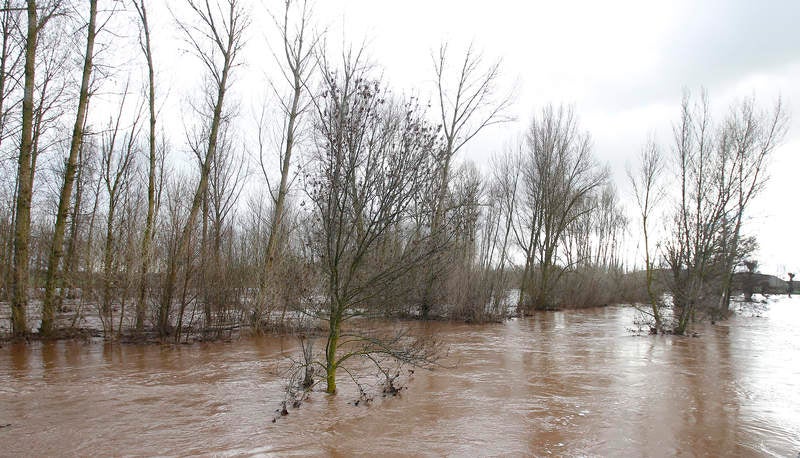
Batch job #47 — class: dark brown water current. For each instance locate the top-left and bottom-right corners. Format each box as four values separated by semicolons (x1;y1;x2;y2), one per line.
2;299;799;457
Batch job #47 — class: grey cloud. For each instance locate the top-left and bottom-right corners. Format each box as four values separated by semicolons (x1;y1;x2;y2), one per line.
588;0;800;110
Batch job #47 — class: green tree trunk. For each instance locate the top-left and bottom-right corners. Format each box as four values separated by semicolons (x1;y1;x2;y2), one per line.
325;303;341;394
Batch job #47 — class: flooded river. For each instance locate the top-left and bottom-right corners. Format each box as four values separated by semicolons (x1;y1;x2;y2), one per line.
2;299;799;457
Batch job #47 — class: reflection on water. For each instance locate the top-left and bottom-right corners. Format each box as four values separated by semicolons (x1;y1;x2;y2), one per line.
2;298;799;456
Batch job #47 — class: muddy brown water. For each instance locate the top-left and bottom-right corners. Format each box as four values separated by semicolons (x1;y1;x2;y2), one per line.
2;299;799;457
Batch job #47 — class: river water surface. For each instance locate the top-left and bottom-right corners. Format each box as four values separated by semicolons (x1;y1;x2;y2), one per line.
2;299;799;457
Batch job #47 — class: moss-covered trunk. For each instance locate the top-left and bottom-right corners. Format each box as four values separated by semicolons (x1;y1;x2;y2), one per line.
41;0;97;336
325;302;341;394
10;0;38;337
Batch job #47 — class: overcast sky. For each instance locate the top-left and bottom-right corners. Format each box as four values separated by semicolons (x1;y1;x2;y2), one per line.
148;0;800;276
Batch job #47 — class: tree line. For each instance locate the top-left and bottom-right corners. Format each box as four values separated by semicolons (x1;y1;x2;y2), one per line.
0;0;787;366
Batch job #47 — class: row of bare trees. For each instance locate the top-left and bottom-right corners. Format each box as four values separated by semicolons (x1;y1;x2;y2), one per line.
0;0;516;341
0;0;245;338
6;0;100;337
0;0;787;363
0;0;638;395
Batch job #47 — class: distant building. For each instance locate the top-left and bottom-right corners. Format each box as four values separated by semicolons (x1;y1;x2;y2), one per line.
732;272;790;294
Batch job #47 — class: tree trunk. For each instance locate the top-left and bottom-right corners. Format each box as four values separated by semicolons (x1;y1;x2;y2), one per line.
325;303;340;394
102;200;116;335
643;215;662;332
10;0;38;337
64;142;86;300
201;189;211;326
135;0;157;332
40;0;97;336
263;70;302;288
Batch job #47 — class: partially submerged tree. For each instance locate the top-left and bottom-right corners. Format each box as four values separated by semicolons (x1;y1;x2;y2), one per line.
515;105;606;312
715;96;787;312
480;145;522;315
159;0;247;337
306;48;442;394
132;0;162;332
0;3;23;308
99;87;141;335
200;120;246;331
11;0;63;336
663;91;786;334
664;93;723;334
40;0;98;336
10;0;40;336
627;138;665;332
421;42;512;318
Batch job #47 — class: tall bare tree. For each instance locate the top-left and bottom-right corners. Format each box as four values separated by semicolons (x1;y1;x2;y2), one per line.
11;0;62;336
419;43;512;318
99;88;140;335
258;0;317;290
514;105;606;312
715;96;787;312
431;43;512;232
483;144;522;313
132;0;159;332
159;0;247;336
627;139;665;331
662;91;785;333
40;0;98;336
9;1;37;336
0;0;20;308
202;120;245;328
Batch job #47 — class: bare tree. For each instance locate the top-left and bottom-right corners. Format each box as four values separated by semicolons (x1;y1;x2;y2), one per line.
9;0;37;336
99;88;140;336
132;0;159;332
11;0;62;336
420;43;513;318
40;0;98;336
627;138;665;331
159;0;247;337
431;42;512;231
306;48;442;393
483;144;522;314
514;105;606;313
663;91;786;334
715;96;787;312
258;0;317;290
201;120;246;329
64;136;101;328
